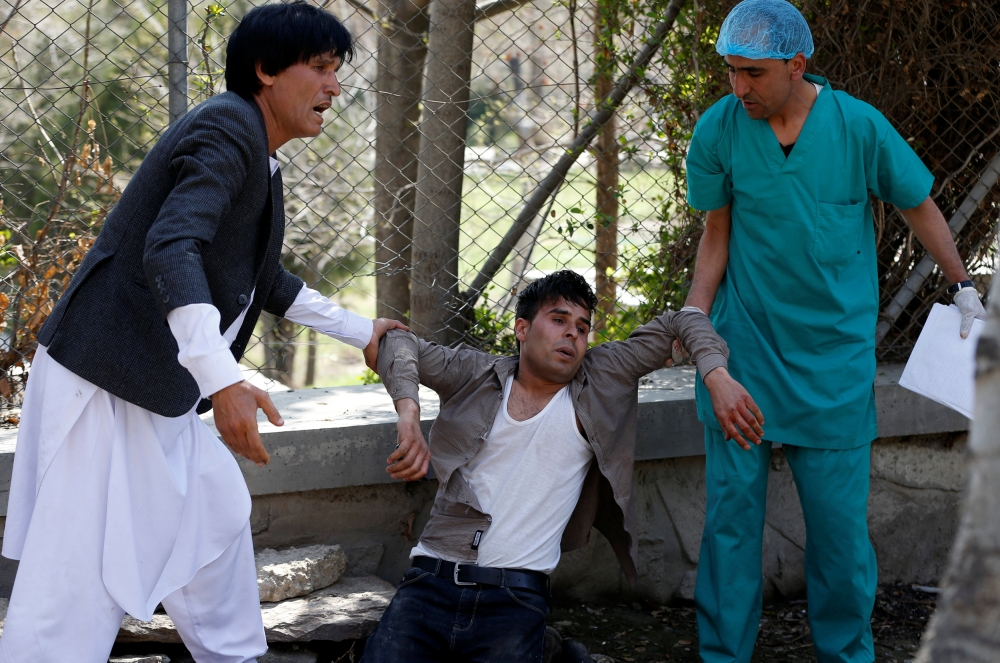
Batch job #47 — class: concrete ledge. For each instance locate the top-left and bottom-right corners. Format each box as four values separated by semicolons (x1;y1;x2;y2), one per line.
0;364;968;515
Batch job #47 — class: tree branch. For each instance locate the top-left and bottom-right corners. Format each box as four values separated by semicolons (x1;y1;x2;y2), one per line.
0;0;24;38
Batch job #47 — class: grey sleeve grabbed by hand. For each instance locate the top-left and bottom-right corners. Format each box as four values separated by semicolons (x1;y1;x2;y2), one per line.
601;306;729;381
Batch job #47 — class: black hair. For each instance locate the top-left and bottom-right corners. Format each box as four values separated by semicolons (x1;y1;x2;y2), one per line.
225;1;355;99
515;270;598;324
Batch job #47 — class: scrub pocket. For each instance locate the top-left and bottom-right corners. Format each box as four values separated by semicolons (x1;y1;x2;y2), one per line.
813;201;866;266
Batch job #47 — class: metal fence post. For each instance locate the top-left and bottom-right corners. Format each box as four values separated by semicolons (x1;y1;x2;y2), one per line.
168;0;189;123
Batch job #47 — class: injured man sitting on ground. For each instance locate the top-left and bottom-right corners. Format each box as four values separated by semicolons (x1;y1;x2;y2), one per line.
361;270;764;663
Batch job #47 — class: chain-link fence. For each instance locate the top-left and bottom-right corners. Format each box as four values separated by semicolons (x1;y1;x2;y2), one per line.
1;0;998;419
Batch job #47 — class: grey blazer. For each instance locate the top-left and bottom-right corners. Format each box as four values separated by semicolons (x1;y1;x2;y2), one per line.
39;92;304;417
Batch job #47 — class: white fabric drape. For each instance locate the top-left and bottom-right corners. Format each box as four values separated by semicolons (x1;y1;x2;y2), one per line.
3;346;251;622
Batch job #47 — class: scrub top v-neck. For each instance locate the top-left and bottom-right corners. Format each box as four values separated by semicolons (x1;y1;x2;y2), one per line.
686;74;934;449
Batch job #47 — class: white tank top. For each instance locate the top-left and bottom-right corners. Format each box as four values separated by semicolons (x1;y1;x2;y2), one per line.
411;375;594;574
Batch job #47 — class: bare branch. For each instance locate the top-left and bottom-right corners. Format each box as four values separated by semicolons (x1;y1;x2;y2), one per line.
474;0;531;21
0;0;24;38
10;47;63;168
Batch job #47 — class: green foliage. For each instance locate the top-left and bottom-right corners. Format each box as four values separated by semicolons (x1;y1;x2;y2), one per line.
465;290;519;356
359;369;382;385
467;85;515;146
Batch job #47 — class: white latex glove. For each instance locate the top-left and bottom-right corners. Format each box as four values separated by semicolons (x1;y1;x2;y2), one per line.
953;287;987;339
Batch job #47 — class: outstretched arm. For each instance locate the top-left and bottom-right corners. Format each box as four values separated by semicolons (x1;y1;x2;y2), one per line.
599;307;764;448
278;283;407;369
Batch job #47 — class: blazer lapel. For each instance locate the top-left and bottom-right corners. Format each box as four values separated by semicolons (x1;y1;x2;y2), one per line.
251;165;283;287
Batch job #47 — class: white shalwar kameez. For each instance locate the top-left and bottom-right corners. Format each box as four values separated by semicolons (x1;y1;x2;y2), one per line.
0;158;374;663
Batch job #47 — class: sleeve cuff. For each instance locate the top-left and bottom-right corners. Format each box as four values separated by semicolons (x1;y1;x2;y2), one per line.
387;378;420;404
696;353;728;379
186;347;245;399
337;312;375;350
283;286;374;350
166;303;245;399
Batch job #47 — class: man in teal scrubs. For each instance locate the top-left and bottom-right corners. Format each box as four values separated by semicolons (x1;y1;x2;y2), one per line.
682;1;986;662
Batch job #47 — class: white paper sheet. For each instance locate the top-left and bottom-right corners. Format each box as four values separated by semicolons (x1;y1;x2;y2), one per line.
898;303;983;419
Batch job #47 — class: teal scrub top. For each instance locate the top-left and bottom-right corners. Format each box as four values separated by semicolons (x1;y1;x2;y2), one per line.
686;74;934;449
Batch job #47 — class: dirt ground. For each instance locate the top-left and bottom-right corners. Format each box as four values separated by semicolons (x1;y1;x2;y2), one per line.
546;582;936;663
112;582;936;662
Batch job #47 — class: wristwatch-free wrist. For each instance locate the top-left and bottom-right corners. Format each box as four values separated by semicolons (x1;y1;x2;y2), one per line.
947;280;976;295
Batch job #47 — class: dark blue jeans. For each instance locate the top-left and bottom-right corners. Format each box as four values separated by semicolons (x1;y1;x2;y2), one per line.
362;566;549;662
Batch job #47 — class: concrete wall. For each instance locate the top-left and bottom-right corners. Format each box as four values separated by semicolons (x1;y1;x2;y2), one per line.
242;432;967;604
0;365;971;602
556;433;967;603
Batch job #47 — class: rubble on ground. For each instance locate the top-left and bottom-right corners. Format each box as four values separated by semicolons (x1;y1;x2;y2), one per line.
256;544;348;603
118;576;395;644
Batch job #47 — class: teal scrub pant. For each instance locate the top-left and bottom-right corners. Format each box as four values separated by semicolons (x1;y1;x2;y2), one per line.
695;428;877;663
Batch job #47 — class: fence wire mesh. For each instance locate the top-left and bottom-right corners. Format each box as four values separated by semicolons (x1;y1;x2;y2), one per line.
0;0;998;419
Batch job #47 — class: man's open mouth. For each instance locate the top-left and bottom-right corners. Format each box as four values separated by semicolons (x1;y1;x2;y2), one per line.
313;102;331;117
555;347;575;359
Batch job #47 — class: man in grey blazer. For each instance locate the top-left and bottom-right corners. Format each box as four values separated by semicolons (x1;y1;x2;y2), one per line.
0;3;427;661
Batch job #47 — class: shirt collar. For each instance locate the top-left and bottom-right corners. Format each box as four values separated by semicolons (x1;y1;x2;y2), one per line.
269;156;280;176
803;73;829;89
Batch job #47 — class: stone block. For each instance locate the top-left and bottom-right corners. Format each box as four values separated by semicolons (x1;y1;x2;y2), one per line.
258;648;318;663
256;544;348;603
261;575;395;642
343;543;384;577
118;576;395;644
0;597;7;637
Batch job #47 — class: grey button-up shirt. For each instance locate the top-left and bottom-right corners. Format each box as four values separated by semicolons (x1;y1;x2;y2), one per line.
377;308;728;582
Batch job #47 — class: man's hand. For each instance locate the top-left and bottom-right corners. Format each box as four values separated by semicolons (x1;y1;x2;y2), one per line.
388;398;430;481
702;367;764;450
664;339;690;368
211;380;283;465
954;288;986;339
363;318;410;371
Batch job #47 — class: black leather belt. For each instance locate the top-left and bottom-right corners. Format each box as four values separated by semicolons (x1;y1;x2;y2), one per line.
413;556;551;596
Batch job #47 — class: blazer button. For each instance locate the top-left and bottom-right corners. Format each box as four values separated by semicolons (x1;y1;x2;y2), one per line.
154;274;163;282
237;294;249;306
162;294;170;303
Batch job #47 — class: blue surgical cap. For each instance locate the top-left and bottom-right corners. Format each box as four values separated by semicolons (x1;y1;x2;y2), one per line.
716;0;814;61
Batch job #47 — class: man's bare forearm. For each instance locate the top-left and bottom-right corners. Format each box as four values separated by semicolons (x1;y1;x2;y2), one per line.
395;397;419;418
685;205;732;314
899;196;970;285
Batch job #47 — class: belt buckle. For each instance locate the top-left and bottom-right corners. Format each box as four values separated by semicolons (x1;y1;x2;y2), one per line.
453;563;477;586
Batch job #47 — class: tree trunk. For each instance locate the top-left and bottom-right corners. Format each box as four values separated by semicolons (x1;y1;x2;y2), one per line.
305;327;317;387
263;315;297;387
593;0;619;332
408;0;477;345
915;272;1000;662
373;0;430;323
